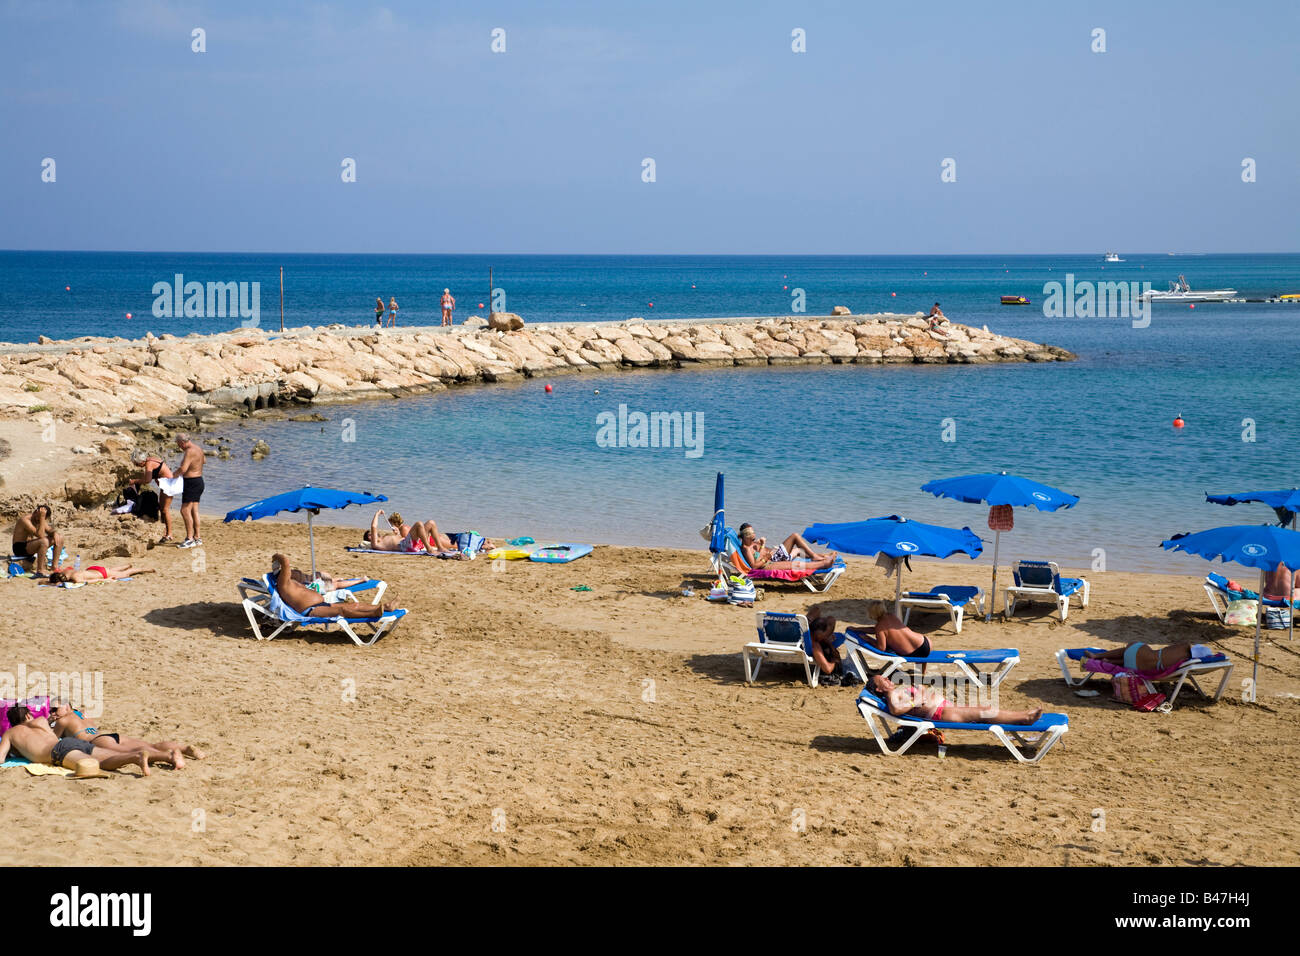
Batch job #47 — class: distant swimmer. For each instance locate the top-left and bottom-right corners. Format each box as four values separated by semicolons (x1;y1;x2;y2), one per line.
441;288;455;327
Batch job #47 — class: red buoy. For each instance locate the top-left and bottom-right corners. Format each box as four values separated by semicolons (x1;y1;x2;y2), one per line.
1173;416;1185;428
648;302;653;307
545;383;553;393
891;292;896;297
65;286;70;291
1189;303;1196;309
125;312;132;319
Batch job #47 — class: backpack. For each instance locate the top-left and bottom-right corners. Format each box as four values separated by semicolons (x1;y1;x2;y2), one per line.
135;489;160;522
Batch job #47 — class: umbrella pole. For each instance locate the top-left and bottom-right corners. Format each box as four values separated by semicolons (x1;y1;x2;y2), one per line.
987;530;1001;623
308;513;317;580
1254;568;1264;695
894;562;902;614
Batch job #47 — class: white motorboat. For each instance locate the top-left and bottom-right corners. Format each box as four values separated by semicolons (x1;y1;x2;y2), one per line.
1104;252;1123;262
1141;275;1238;302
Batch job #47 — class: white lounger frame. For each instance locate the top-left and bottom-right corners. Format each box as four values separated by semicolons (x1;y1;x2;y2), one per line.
856;697;1067;765
897;587;985;635
241;597;403;647
742;611;823;686
1004;562;1090;621
1054;649;1233;708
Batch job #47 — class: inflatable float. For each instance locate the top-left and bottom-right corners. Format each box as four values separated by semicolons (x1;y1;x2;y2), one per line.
529;543;593;563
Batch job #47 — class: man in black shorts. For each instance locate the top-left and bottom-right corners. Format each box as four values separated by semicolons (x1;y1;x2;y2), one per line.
175;433;207;549
10;504;62;574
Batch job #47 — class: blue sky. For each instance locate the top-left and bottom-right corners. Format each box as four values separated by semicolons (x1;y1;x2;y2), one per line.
1;0;1296;253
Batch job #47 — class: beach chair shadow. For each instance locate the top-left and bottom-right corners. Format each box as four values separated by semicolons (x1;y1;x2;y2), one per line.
143;602;250;638
808;733;1028;764
1071;614;1222;644
683;652;755;686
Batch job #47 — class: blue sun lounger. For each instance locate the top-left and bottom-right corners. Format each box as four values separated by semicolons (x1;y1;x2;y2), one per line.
896;585;985;634
1203;572;1296;623
855;688;1068;764
1055;647;1234;707
839;631;1019;686
241;574;405;646
1004;560;1089;621
742;611;855;687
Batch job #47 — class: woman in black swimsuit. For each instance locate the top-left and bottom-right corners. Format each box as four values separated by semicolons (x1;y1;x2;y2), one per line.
133;453;177;542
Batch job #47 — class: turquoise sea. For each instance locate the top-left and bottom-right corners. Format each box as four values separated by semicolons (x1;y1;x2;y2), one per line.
2;251;1297;573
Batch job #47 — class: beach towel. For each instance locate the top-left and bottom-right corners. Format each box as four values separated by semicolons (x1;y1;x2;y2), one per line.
24;764;72;777
1110;674;1167;712
1;756;31;767
746;566;817;582
1081;655;1228;682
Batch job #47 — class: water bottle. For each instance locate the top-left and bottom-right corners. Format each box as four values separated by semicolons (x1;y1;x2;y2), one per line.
74;554;81;573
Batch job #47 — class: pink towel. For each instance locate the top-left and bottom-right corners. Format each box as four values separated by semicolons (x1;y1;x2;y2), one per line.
1082;658;1186;681
0;697;51;735
746;567;814;582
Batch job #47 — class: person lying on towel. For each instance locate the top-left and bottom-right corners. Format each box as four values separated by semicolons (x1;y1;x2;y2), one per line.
47;564;156;585
49;703;204;769
868;674;1042;725
738;524;838;572
838;601;935;658
1084;641;1217;674
0;704;151;777
271;553;398;619
363;509;460;555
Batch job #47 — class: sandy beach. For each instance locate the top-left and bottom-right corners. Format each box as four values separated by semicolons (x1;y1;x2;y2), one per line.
2;511;1297;867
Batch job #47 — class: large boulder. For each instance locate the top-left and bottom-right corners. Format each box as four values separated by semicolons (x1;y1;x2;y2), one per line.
487;312;525;331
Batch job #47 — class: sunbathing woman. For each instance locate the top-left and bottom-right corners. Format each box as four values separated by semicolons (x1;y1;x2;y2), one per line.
48;565;156;585
843;601;934;658
1084;641;1215;673
48;703;204;769
867;674;1042;725
271;552;398;618
738;524;838;572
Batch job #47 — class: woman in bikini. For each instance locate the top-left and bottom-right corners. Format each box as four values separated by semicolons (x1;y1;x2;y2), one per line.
133;452;180;543
867;673;1042;725
47;565;156;585
1084;641;1214;673
363;510;458;554
738;523;838;572
48;703;204;769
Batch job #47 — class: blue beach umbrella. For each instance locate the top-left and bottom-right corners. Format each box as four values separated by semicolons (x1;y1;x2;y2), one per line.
922;471;1079;621
225;486;388;578
1206;489;1300;528
802;515;983;608
1161;524;1300;687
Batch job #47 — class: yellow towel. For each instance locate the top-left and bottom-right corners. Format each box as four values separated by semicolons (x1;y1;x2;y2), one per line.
24;764;72;777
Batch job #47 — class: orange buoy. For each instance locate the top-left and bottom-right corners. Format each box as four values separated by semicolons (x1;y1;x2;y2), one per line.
545;383;553;393
478;302;484;308
1173;416;1185;428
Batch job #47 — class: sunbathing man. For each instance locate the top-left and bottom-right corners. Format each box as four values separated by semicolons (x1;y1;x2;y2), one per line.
1264;563;1300;603
738;523;838;572
48;564;156;585
0;705;152;777
1084;641;1216;673
841;601;934;658
867;674;1042;725
271;553;397;618
11;504;63;574
363;509;457;554
49;703;203;769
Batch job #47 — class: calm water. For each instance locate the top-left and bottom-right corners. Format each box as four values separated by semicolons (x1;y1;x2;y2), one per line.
3;252;1297;573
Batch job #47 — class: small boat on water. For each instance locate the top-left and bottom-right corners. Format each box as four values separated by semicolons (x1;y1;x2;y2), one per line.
1104;252;1123;262
1141;275;1238;303
1000;295;1030;305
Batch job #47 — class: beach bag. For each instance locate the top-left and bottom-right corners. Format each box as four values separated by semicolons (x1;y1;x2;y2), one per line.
135;489;160;521
726;579;757;606
1263;605;1291;630
1223;599;1257;626
452;532;484;557
1111;674;1167;712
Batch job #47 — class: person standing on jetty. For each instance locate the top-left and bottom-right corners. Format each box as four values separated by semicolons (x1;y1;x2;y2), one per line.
388;296;399;327
440;288;455;327
375;296;385;327
174;433;206;549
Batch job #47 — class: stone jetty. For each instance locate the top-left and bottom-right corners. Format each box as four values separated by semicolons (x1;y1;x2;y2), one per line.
0;313;1074;431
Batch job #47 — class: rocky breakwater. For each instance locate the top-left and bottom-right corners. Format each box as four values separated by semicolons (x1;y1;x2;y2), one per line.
0;315;1074;430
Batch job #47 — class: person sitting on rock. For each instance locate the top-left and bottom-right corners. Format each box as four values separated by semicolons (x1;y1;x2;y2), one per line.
10;504;63;575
